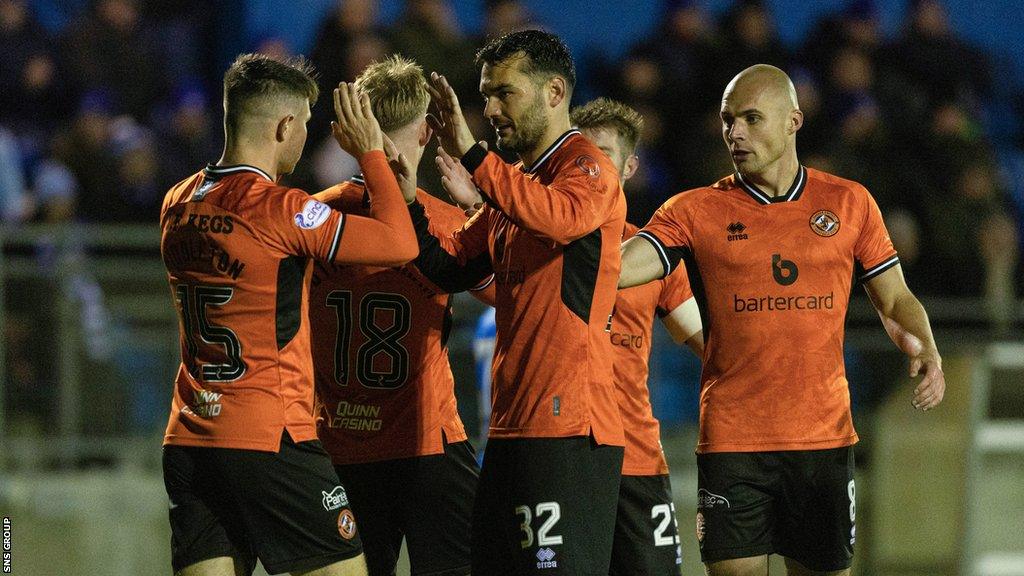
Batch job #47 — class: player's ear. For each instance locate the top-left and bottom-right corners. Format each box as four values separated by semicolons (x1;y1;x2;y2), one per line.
788;109;803;135
276;114;294;143
622;153;640;181
548;76;567;109
419;117;433;146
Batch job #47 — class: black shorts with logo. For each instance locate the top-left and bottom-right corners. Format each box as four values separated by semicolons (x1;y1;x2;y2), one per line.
333;439;479;576
610;474;683;576
163;431;363;575
696;446;856;571
471;435;624;576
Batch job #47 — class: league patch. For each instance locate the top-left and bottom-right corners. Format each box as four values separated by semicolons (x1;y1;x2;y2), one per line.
295;199;331;230
575;155;600;178
337;509;357;540
810;209;840;237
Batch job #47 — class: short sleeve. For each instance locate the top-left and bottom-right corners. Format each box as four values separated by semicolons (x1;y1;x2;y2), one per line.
656;264;694;316
853;187;899;282
637;193;695;278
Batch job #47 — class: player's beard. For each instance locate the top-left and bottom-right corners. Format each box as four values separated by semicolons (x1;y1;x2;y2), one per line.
497;92;548;155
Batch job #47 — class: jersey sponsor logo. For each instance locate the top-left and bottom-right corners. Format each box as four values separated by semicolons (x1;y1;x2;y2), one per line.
325;402;384;431
734;291;834;312
697;489;730;510
322;486;349;511
810;210;840;237
610;331;644;349
575;155;600;178
184;389;223;418
772;254;799;285
337;509;357;540
495;268;525;286
295;199;331;230
536;547;558;569
726;221;749;242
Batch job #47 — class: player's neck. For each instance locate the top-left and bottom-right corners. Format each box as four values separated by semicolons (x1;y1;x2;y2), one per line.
218;144;279;182
519;116;572;169
741;155;800;198
386;131;421;170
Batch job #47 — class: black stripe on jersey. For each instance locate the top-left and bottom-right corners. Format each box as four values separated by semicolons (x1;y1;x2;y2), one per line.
561;228;602;323
441;293;454;350
275;256;306;350
408;201;494;292
635;231;675;278
681;247;711;341
204;163;273;182
525;129;581;174
857;255;900;283
735;166;807;204
327;215;345;262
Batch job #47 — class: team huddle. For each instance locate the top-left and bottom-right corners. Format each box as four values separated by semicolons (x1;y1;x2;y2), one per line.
159;30;946;576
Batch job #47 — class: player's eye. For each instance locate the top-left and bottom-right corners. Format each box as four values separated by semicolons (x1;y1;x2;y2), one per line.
747;115;760;124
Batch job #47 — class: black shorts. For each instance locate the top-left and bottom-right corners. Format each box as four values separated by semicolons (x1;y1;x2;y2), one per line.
610;474;683;576
471;436;624;576
333;440;479;576
163;431;363;575
696;446;856;571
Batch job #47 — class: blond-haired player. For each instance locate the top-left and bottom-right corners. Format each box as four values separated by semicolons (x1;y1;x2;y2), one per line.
309;55;486;576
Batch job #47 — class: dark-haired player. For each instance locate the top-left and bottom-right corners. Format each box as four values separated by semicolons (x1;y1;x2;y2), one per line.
422;30;627;575
160;53;417;576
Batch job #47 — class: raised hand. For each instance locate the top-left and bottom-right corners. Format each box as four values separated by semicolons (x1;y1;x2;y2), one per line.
383;134;417;204
331;82;383;157
426;72;477;158
909;347;945;411
437;144;484;214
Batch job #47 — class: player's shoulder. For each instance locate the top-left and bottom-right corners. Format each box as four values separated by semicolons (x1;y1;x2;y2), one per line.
660;178;725;213
561;130;618;174
805;167;871;199
162;170;205;213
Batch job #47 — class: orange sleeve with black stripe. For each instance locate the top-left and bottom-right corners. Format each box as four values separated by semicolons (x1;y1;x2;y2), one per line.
333;151;419;266
460;143;620;245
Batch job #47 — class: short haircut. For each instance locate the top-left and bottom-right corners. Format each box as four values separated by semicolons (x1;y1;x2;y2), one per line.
475;29;576;91
223;53;319;130
355;55;430;133
570;98;644;153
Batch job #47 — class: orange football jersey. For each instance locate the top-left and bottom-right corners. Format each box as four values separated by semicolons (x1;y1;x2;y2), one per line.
612;224;693;475
160;152;415;452
639;167;898;454
310;178;474;464
410;130;627;445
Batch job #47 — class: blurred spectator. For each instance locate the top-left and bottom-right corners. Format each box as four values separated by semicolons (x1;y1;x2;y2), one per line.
59;0;164;123
714;0;790;90
887;0;991;111
156;82;219;188
0;0;73;146
480;0;539;40
801;0;883;82
389;0;477;97
0;126;31;222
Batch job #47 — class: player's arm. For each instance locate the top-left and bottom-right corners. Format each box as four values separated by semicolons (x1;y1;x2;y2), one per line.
619;235;668;288
661;298;704;357
456;144;617;245
330;82;418;266
408;202;493;293
864;264;945;410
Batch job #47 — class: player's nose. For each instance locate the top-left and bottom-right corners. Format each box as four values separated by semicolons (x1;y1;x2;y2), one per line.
483;97;502;120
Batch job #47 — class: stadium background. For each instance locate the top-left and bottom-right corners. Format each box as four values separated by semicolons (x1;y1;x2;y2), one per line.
1;0;1023;574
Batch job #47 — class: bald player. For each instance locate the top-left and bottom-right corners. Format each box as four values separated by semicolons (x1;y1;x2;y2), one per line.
619;65;945;576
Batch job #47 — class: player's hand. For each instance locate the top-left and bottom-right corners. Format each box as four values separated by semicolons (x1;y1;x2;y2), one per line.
909;347;944;411
383;134;417;204
331;82;383;157
426;72;477;158
437;144;484;214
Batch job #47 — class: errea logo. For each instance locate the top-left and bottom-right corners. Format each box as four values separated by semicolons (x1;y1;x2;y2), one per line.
727;222;748;241
536;547;558;569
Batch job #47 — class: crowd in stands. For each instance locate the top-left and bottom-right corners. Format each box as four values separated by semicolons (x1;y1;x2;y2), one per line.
1;0;1021;306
